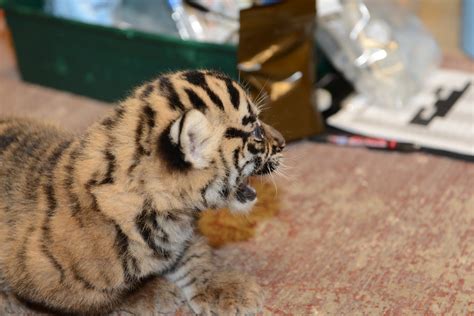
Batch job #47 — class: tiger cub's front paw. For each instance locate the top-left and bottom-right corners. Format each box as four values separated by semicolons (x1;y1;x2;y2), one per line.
188;271;264;316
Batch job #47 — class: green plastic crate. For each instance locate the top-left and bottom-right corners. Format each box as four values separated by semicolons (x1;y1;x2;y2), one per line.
1;0;238;102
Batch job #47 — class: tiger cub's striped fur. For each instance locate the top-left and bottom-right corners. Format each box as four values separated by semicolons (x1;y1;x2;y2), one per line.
0;70;285;315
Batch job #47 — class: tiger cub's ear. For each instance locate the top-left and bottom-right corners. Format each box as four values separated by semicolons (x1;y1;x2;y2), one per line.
170;109;220;169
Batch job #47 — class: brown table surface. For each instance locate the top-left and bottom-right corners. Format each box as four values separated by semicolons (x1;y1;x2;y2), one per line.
1;12;474;315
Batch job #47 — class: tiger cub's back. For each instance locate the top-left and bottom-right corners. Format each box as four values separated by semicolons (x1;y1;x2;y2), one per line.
0;119;73;274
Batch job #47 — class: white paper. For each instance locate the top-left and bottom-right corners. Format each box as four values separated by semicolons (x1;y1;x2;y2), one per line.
317;0;342;17
328;69;474;156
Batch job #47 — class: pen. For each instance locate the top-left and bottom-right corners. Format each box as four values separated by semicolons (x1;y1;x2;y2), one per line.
317;134;420;152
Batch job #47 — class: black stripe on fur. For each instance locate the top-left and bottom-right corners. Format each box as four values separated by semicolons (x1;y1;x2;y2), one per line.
40;140;72;283
158;123;191;172
182;71;224;110
160;76;185;111
99;149;116;185
184;88;207;111
225;128;250;142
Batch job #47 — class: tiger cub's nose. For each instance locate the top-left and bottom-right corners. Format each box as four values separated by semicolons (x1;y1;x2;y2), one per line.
263;123;285;152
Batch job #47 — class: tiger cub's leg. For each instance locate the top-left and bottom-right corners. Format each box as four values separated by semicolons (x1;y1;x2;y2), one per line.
117;276;185;315
166;236;264;315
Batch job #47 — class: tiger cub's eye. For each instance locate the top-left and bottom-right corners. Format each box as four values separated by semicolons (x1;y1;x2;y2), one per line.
252;124;264;141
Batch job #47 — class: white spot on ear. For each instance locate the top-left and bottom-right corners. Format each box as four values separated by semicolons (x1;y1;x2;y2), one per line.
169;116;182;144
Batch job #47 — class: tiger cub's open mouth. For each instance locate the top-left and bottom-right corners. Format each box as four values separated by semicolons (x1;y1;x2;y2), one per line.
234;159;281;205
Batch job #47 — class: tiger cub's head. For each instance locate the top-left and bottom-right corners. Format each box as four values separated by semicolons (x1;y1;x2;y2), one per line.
126;70;285;214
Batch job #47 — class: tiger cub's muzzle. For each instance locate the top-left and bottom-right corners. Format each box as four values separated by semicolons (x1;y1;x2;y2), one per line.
231;123;285;212
253;123;285;176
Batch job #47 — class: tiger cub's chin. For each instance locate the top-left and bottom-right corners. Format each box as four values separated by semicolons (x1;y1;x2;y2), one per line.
228;198;257;214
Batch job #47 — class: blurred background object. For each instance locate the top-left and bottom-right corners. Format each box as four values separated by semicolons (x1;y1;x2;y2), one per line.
462;0;474;58
327;68;474;159
0;0;239;103
238;0;323;141
44;0;242;44
317;0;441;109
315;0;472;159
418;0;463;59
45;0;122;26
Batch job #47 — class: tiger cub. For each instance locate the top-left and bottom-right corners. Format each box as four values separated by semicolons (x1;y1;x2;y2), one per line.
0;70;285;315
